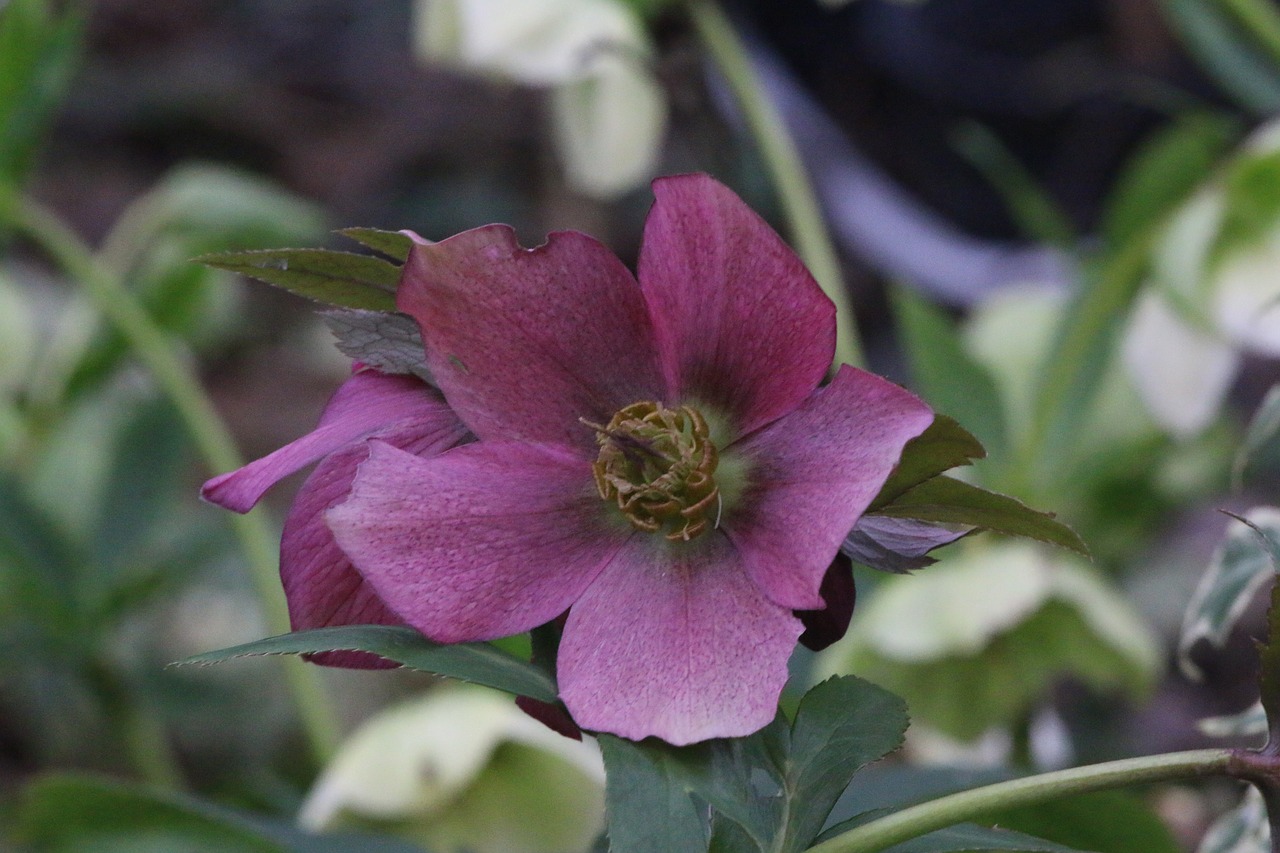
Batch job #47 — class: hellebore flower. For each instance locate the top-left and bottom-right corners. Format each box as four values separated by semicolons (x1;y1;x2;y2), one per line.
202;368;470;664
325;173;934;744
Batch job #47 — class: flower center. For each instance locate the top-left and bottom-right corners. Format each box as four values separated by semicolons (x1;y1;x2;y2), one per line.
587;401;721;541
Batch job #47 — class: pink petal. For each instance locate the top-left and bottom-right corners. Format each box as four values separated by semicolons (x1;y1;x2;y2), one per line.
558;533;801;745
638;174;836;438
326;441;626;643
279;414;470;668
396;227;666;454
202;370;453;513
724;366;933;610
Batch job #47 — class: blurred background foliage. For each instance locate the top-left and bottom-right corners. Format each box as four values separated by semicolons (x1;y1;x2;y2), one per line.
3;0;1280;851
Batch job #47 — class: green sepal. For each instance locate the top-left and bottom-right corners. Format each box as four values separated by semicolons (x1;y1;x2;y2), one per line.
176;625;557;704
195;248;400;311
870;475;1089;557
338;227;415;262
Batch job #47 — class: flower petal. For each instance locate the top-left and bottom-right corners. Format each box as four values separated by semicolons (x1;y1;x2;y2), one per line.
202;370;450;513
558;533;800;744
724;366;933;610
396;227;665;454
638;174;836;437
327;441;625;643
280;414;470;668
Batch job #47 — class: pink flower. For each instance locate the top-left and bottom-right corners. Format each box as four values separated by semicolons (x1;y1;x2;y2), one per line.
325;174;933;744
201;369;470;666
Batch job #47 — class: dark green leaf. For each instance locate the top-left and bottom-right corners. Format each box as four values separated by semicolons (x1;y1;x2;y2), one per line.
871;476;1088;556
1216;149;1280;262
778;676;908;852
196;249;400;311
598;735;708;853
1101;113;1239;248
0;473;81;633
176;625;557;703
16;773;425;853
1162;0;1280;114
339;227;414;262
891;289;1008;465
1231;515;1280;745
870;416;986;511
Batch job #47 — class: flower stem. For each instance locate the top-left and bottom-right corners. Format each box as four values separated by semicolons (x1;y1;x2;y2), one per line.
807;749;1231;853
0;188;340;767
687;0;865;370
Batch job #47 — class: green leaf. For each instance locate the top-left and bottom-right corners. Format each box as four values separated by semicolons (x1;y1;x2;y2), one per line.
950;122;1075;248
879;823;1090;852
1161;0;1280;114
16;773;425;853
0;0;85;185
196;249;400;311
598;735;709;853
871;475;1088;556
338;227;414;262
1101;113;1239;249
177;625;558;704
1198;786;1270;853
1179;507;1280;679
778;676;908;852
1215;148;1280;263
870;416;986;512
1234;384;1280;489
891;288;1009;464
980;790;1180;853
0;473;81;635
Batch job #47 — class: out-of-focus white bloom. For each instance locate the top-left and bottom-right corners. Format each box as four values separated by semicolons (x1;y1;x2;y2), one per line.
416;0;666;198
1123;124;1280;438
300;685;605;853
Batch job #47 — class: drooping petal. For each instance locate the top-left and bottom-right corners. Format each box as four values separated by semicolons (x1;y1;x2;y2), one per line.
638;174;836;438
557;533;801;744
327;441;626;643
202;370;453;512
1122;291;1239;438
396;227;665;454
280;414;470;668
796;553;856;652
724;366;933;611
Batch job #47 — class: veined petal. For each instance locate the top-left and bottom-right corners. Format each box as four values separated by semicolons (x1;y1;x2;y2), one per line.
202;370;454;513
280;415;470;668
397;227;665;453
724;366;933;610
557;534;801;745
638;174;836;438
327;441;626;643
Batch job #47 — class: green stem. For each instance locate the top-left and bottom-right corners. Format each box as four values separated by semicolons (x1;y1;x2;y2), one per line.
687;0;865;370
0;188;340;766
1222;0;1280;68
808;749;1230;853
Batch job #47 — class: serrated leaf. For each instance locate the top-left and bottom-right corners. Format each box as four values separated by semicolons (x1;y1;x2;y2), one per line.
176;625;557;703
891;289;1009;463
16;773;425;853
870;416;986;511
981;790;1180;853
1234;384;1280;488
322;309;433;383
1179;507;1280;679
196;249;399;311
879;823;1091;853
778;676;908;853
871;475;1088;556
339;227;415;262
598;735;709;853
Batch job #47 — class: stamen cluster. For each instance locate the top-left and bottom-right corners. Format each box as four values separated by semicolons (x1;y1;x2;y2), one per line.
589;401;721;541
